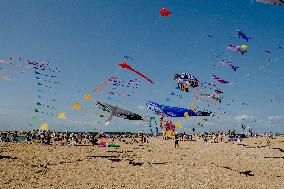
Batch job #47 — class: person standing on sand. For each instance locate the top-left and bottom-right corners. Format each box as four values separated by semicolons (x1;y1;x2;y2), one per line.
175;133;179;148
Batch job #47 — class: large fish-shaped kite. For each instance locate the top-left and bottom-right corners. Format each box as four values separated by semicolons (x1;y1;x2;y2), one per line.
146;101;211;117
96;101;144;125
119;62;154;84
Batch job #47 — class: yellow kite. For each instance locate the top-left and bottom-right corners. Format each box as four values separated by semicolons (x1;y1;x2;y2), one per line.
175;120;182;128
57;112;66;119
39;123;48;131
240;45;248;49
189;102;196;110
84;94;93;100
72;103;81;109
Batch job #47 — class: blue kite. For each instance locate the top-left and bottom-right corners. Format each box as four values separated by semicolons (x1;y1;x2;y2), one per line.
146;101;211;117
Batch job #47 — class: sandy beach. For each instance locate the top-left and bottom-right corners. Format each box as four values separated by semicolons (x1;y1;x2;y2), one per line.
0;136;283;189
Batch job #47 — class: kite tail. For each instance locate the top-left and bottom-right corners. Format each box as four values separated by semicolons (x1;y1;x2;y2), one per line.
233;67;240;71
130;68;154;84
241;51;247;56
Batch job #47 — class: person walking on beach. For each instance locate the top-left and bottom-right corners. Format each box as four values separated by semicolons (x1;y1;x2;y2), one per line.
175;133;179;148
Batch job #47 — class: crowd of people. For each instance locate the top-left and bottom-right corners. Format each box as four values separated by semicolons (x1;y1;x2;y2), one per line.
0;130;151;146
0;130;278;146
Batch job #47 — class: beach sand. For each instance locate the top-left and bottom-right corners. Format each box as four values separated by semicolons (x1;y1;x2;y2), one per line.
0;137;283;189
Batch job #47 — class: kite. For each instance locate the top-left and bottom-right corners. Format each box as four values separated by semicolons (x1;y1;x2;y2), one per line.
227;44;247;56
173;73;199;92
0;67;24;74
200;93;223;103
160;8;171;16
123;56;134;60
57;112;66;119
215;89;223;94
96;101;144;125
213;75;230;84
256;0;284;5
72;103;81;110
194;94;200;100
241;45;248;49
101;81;108;87
0;75;14;81
237;30;251;42
218;60;239;71
28;122;34;128
94;87;102;92
119;63;154;84
184;112;190;119
175;120;182;128
84;94;93;100
146;101;212;117
39;123;49;131
189;102;196;110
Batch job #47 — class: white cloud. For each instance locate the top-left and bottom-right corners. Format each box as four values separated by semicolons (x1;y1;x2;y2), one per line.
267;115;283;121
137;105;145;111
234;115;255;123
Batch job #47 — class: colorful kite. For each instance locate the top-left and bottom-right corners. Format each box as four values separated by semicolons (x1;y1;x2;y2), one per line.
173;73;199;92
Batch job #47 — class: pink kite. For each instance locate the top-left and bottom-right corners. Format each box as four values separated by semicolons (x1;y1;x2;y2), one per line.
227;44;247;56
119;62;154;84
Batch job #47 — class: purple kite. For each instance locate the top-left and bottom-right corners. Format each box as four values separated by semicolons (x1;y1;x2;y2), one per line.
213;75;230;84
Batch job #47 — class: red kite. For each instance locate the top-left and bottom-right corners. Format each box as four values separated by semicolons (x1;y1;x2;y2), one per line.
119;62;154;84
160;8;171;16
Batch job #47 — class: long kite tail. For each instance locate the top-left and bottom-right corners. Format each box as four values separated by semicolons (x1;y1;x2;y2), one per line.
233;66;240;72
128;67;154;84
241;50;247;56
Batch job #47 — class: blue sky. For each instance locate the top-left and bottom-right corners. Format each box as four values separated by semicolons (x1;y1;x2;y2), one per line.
0;0;283;133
